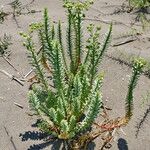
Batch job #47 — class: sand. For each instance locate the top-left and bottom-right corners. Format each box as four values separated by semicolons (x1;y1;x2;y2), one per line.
0;0;150;150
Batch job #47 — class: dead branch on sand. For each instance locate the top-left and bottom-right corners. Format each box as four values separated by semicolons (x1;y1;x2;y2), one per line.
14;102;24;109
4;126;17;150
0;69;24;86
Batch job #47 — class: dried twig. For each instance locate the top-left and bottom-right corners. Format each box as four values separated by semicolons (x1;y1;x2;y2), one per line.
24;69;33;78
12;14;21;28
0;69;24;86
14;102;23;109
112;38;137;47
4;126;17;150
135;105;150;137
2;56;20;72
19;10;41;15
84;18;132;28
105;54;150;79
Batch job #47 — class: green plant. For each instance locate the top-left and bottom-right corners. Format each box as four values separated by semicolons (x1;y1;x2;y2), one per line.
21;0;146;149
0;0;39;26
129;0;150;9
0;1;22;24
127;0;150;31
22;0;107;139
0;34;12;57
125;58;146;121
136;13;150;30
0;10;7;23
10;0;22;15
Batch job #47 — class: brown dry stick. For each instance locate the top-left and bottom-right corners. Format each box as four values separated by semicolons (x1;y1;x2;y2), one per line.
4;126;17;150
0;69;24;86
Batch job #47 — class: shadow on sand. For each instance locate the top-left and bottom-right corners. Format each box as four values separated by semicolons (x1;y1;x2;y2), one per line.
19;120;95;150
117;138;128;150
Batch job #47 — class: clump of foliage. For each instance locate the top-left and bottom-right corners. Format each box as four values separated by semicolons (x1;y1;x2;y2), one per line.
22;0;106;140
0;10;7;23
136;12;150;30
125;58;146;121
0;0;23;24
127;0;150;31
10;0;22;15
21;0;146;149
0;34;12;57
129;0;150;9
0;0;38;26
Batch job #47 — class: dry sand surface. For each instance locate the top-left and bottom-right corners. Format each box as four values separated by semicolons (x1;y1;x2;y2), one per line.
0;0;150;150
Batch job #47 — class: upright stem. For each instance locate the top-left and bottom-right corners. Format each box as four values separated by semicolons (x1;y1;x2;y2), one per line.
67;10;74;74
76;12;81;66
58;21;68;74
125;70;138;121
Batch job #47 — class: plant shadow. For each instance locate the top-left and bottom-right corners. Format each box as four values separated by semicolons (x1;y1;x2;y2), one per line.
117;138;128;150
20;120;95;150
20;130;63;150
